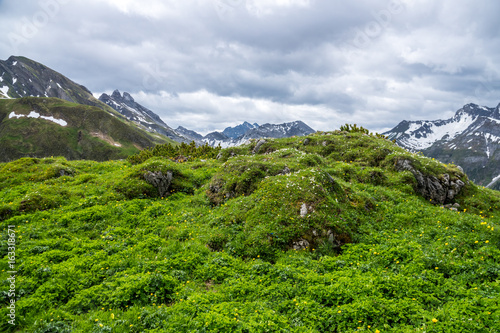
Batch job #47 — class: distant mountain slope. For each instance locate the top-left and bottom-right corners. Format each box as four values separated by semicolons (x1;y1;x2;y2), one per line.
222;121;259;139
98;90;189;142
0;97;172;162
181;120;316;148
240;120;315;140
0;56;111;111
385;103;500;190
175;126;204;141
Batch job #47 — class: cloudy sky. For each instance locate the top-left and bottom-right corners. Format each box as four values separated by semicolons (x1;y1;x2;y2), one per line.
1;0;499;134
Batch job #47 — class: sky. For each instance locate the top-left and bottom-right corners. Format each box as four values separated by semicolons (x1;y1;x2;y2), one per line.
1;0;499;135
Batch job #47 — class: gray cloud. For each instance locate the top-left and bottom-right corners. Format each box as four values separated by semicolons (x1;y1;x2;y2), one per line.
1;0;500;134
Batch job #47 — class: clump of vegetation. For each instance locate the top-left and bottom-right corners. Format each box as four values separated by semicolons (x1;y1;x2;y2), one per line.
127;141;221;164
1;128;499;332
339;123;370;134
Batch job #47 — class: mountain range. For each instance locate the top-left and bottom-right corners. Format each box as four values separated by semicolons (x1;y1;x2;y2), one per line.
0;56;315;161
98;90;314;147
178;120;315;148
385;103;500;190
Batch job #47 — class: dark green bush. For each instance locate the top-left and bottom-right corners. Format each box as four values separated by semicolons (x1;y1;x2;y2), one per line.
128;141;221;164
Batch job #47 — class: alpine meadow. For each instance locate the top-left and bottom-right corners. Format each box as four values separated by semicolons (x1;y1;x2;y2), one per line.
1;126;499;332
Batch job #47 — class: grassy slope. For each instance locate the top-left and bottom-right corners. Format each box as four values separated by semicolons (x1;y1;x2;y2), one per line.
0;97;174;162
0;131;499;332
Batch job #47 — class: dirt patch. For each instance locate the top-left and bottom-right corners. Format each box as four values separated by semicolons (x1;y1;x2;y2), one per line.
90;132;122;147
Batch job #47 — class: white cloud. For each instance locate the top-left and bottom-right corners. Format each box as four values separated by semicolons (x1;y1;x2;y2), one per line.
246;0;311;17
92;0;176;19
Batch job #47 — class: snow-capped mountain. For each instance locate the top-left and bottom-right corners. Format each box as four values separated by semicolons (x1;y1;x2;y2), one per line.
239;120;314;140
99;90;190;142
181;120;315;148
385;103;500;190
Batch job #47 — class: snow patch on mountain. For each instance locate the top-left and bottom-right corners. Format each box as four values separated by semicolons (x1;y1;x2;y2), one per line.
487;174;500;188
0;85;11;98
9;111;68;126
397;114;476;150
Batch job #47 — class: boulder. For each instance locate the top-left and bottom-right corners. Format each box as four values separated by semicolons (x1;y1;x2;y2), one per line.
143;171;173;197
253;139;267;154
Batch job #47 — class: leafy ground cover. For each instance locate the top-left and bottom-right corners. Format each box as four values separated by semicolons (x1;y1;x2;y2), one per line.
1;130;499;332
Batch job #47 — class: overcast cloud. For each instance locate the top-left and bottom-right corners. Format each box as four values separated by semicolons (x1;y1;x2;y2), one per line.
1;0;499;134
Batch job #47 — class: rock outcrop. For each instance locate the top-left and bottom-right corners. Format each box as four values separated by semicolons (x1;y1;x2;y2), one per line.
395;159;465;204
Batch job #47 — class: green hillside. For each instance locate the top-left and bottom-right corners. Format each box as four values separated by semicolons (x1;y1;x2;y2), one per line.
1;129;499;332
0;97;174;162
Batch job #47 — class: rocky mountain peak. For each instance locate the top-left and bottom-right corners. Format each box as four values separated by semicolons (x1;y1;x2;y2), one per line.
456;103;494;119
98;90;192;143
494;103;500;119
123;92;134;102
111;89;122;99
222;121;260;139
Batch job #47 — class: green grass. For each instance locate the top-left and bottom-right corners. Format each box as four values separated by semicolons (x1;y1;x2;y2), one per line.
1;130;499;332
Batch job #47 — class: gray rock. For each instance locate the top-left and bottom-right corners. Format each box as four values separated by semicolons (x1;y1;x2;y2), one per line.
280;166;291;175
143;171;173;197
328;231;335;244
395;159;465;204
303;138;310;145
292;239;310;250
300;203;308;217
253;139;267;154
58;169;73;177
